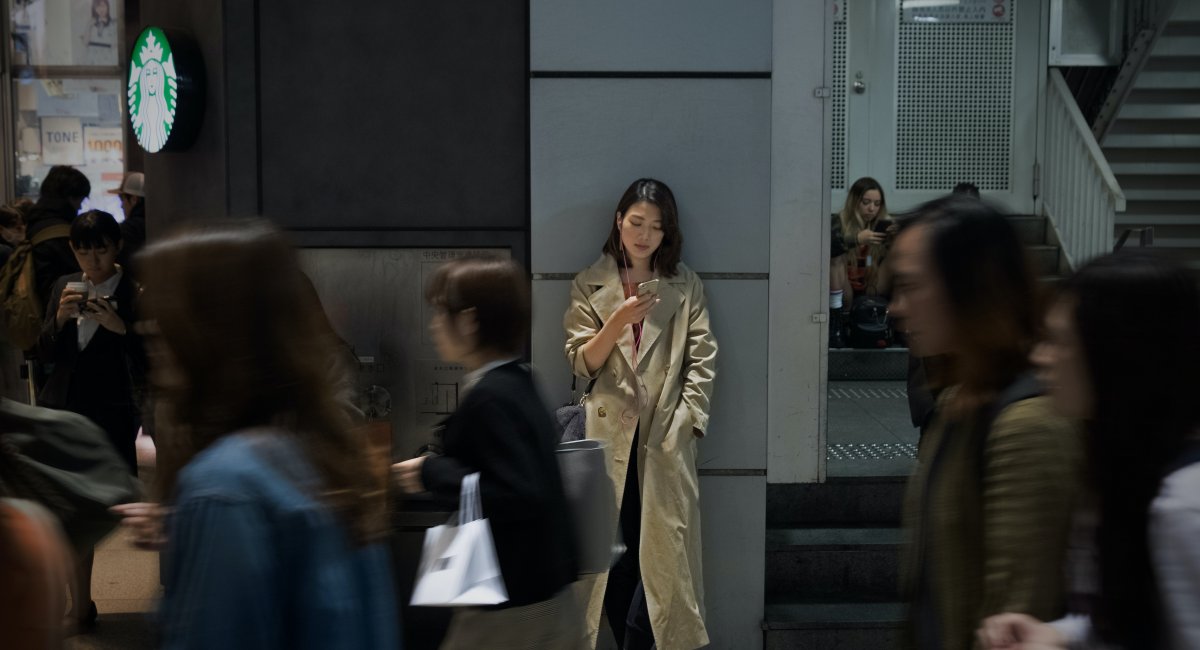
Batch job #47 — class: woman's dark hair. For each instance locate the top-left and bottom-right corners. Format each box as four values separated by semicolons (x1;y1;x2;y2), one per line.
425;256;530;356
0;204;25;230
952;182;980;198
70;210;122;249
39;166;90;202
137;219;386;545
899;195;1040;420
602;178;683;278
1060;253;1200;647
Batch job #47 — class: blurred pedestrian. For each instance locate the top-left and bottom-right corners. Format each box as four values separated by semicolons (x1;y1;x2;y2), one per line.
980;253;1200;649
889;196;1083;650
394;256;581;649
140;220;397;650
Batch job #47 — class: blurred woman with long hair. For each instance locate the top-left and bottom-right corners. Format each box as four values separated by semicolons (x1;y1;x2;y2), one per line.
140;220;396;649
981;253;1200;649
889;196;1083;650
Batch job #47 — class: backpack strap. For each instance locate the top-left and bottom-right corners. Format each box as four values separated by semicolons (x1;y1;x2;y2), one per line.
29;223;71;246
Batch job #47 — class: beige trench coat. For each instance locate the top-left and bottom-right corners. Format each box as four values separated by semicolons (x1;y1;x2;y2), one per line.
563;255;718;650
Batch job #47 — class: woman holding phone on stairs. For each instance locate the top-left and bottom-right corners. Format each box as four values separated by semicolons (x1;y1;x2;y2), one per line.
564;178;719;650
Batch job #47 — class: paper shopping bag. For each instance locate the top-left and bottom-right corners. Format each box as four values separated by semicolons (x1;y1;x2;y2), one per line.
410;473;508;606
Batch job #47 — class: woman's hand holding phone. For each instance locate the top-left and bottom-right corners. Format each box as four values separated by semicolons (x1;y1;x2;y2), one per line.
613;292;659;327
55;286;87;329
84;297;127;335
857;229;885;246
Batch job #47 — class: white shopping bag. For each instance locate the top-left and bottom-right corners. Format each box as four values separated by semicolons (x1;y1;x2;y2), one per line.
410;473;509;607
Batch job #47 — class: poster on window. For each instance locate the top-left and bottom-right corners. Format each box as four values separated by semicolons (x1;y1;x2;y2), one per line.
902;0;1011;23
84;126;122;165
10;0;120;66
41;116;85;165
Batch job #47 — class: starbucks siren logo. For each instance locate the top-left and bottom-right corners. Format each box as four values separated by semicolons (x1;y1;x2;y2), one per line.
128;28;178;154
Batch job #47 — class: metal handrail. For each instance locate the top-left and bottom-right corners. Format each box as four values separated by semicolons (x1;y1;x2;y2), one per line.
1114;227;1155;252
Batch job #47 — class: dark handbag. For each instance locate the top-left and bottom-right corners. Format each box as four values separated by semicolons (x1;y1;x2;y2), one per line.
0;399;140;550
555;376;595;443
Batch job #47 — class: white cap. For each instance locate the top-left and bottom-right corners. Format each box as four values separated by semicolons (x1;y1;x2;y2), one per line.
107;172;144;197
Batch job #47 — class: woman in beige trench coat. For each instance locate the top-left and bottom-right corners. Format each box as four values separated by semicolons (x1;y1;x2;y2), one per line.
563;179;717;650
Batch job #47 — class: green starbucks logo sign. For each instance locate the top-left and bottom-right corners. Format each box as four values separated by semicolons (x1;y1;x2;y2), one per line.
127;27;204;153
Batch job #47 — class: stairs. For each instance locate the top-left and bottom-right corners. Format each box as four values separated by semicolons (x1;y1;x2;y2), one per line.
1106;2;1200;266
763;479;908;649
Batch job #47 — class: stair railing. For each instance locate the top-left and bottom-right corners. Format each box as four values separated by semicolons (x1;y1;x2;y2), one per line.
1043;68;1126;270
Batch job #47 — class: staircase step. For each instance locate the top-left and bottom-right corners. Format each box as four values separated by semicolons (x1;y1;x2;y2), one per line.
1126;88;1200;104
1117;213;1200;226
1027;245;1061;276
763;602;906;650
1108;119;1200;135
1117;103;1200;120
767;479;907;527
1117;174;1200;191
1152;34;1200;58
1007;216;1047;245
1144;55;1200;73
1105;134;1200;148
1104;147;1200;165
766;527;902;601
1162;19;1200;37
1123;199;1200;216
1124;188;1200;201
1134;71;1200;90
1111;161;1200;175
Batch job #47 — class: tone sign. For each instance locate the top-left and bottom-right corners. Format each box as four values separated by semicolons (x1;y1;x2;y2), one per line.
41;116;85;165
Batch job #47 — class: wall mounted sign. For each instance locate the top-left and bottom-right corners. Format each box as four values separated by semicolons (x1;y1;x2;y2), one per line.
41;116;85;165
902;0;1012;23
127;26;205;153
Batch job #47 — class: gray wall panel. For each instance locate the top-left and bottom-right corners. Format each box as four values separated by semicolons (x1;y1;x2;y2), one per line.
530;279;573;406
697;280;767;470
531;0;772;72
700;475;766;649
530;79;771;274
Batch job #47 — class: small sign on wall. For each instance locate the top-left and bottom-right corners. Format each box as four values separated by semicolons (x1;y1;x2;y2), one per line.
903;0;1012;23
41;116;85;165
84;127;124;165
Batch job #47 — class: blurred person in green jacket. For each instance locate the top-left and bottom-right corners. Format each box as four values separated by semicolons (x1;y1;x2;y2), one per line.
888;196;1083;650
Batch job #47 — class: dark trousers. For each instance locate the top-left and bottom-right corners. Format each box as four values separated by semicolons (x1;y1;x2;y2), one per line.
604;432;654;650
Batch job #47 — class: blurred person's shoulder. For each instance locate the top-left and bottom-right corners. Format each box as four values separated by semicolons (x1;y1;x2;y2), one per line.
0;397;105;438
989;395;1082;455
175;430;320;510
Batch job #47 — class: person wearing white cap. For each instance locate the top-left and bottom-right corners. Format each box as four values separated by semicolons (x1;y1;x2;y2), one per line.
108;172;145;274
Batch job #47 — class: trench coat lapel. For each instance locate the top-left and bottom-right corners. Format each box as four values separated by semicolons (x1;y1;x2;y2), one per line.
636;278;685;372
582;256;636;376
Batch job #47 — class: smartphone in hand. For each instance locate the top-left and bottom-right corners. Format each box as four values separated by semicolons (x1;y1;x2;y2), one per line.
636;278;660;297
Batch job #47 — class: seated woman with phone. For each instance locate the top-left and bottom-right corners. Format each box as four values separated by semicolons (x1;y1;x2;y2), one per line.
37;210;145;631
836;177;895;299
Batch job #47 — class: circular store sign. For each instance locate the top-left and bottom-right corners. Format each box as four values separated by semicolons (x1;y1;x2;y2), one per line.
127;26;205;153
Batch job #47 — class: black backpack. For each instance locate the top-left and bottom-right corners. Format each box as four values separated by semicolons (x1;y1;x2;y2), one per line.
849;296;892;349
